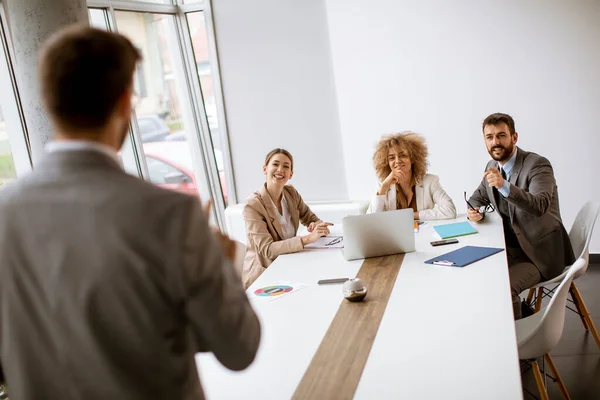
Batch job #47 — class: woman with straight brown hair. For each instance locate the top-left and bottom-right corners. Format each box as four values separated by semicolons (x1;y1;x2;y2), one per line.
242;148;333;288
367;132;456;220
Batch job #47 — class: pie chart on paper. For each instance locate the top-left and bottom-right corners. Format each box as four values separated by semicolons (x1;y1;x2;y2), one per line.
254;285;293;297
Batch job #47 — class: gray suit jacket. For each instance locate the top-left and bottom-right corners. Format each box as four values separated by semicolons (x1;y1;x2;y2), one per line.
0;150;260;400
468;147;575;279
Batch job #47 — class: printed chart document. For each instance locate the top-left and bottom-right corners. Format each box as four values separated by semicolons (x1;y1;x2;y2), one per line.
304;235;344;249
252;281;309;302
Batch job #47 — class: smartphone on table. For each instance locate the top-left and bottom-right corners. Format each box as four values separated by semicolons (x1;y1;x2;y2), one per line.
317;278;349;285
430;238;459;247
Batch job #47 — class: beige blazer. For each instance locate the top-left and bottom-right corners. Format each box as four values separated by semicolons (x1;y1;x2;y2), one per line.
0;150;260;400
367;173;456;220
242;184;320;288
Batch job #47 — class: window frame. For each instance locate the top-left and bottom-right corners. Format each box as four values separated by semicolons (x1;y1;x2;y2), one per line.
1;0;235;228
182;4;237;207
87;0;235;230
0;3;33;179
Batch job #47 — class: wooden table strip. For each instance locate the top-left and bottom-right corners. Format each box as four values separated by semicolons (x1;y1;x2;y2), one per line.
292;253;404;400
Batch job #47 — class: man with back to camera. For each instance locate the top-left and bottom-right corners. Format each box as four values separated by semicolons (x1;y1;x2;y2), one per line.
0;25;260;399
467;113;575;320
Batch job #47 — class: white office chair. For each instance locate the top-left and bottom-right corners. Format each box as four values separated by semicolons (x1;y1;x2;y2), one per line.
517;258;586;400
526;201;600;349
233;240;247;280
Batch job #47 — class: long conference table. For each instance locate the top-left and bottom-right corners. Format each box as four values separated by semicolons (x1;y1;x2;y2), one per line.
196;213;523;399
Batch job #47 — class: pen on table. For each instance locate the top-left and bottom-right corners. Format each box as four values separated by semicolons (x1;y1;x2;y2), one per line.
326;237;342;246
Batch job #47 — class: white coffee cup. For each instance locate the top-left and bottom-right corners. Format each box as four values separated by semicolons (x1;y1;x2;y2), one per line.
342;278;367;302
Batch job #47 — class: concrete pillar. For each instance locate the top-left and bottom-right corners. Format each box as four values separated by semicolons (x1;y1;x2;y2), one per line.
4;0;88;165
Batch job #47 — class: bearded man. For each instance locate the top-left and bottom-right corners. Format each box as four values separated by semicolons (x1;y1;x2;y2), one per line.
467;112;575;320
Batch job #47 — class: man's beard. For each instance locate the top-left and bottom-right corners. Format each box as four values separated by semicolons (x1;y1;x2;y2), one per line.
488;143;514;162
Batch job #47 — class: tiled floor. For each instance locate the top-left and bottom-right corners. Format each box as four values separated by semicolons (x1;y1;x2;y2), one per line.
521;265;600;399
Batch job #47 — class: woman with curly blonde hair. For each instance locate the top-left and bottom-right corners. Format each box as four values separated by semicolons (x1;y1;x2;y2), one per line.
367;132;456;220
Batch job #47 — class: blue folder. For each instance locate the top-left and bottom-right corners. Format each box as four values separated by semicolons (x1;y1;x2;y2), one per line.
433;221;478;239
425;246;504;267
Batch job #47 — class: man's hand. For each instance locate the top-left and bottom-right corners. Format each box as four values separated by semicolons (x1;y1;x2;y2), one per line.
467;208;483;223
484;167;505;190
202;198;236;261
202;199;213;219
214;230;237;262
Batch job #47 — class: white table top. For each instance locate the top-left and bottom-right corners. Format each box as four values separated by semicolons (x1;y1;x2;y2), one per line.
196;213;523;400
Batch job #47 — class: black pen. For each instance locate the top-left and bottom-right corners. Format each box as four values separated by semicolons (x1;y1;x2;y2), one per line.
326;237;342;246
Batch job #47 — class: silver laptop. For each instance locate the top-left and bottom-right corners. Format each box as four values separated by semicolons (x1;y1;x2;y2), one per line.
342;209;416;261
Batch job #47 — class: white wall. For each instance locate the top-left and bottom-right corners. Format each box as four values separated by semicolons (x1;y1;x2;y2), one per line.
325;0;600;252
212;0;347;202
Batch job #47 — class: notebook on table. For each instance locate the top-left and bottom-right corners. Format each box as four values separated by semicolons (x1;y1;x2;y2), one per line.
433;221;477;239
424;245;504;267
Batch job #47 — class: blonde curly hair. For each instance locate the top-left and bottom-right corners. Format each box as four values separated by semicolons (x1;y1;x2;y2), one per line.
373;131;429;183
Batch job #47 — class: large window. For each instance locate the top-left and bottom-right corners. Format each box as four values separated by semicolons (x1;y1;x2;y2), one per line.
186;11;228;202
115;10;220;207
87;2;232;229
1;1;230;226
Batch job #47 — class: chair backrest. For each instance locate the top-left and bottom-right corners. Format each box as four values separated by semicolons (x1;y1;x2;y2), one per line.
518;258;587;359
224;201;370;245
568;201;600;277
569;201;600;260
231;240;247;280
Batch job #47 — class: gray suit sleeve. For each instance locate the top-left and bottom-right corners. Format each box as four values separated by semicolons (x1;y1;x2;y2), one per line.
181;197;261;371
506;158;555;217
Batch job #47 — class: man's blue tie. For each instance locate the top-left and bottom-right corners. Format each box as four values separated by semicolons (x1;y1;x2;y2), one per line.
493;167;507;204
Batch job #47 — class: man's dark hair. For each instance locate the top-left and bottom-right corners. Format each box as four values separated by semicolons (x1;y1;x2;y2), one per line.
39;24;142;132
482;113;516;135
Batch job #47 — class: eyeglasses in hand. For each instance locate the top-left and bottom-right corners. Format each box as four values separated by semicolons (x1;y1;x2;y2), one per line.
464;191;495;214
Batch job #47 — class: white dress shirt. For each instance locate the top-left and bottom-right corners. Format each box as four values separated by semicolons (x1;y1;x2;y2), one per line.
45;140;121;165
271;195;296;239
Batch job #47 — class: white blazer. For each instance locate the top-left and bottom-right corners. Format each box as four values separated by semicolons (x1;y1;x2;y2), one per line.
367;173;456;220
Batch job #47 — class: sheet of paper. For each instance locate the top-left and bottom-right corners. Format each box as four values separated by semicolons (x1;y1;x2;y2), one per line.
252;280;309;302
304;236;344;249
